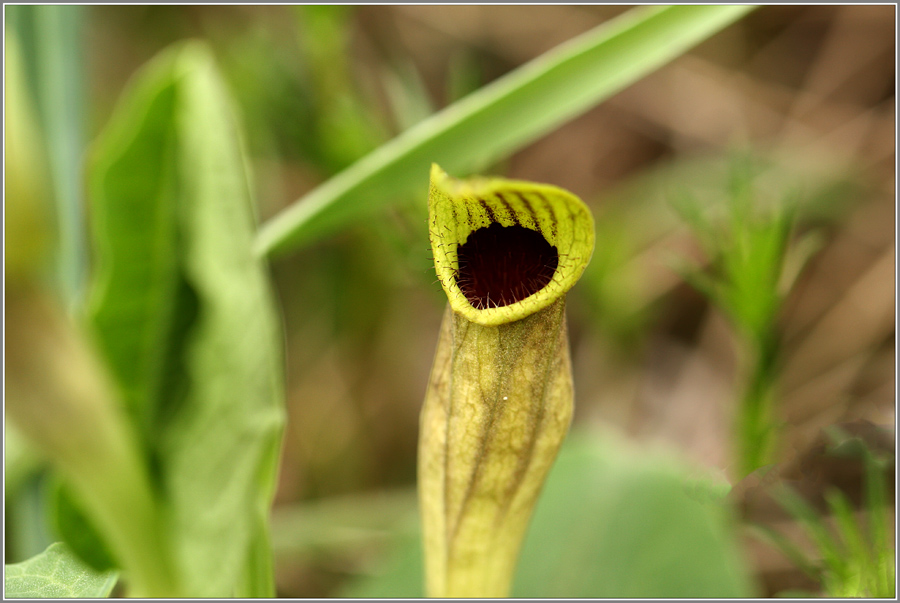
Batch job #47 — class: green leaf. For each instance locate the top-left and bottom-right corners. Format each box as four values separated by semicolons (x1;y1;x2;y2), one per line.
87;42;285;597
511;431;755;597
7;6;88;306
86;48;181;446
342;430;756;598
255;5;757;256
4;25;55;282
4;542;118;598
4;421;45;499
49;482;116;572
774;486;844;572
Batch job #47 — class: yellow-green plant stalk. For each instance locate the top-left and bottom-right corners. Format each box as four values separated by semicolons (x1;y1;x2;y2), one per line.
419;164;594;597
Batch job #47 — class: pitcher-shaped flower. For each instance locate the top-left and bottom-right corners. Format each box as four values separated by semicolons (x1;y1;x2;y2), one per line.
419;164;595;597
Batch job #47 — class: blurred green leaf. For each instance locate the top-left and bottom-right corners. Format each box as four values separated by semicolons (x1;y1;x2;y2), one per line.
774;486;844;571
86;50;181;443
295;5;386;171
256;5;757;256
4;26;55;282
87;42;285;597
512;431;754;597
49;483;116;572
382;58;436;133
341;430;756;598
34;6;87;308
4;472;55;566
4;542;118;598
4;421;46;500
7;6;87;306
271;489;419;561
6;283;177;596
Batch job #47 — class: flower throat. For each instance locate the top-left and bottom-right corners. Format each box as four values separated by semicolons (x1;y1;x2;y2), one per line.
456;223;559;310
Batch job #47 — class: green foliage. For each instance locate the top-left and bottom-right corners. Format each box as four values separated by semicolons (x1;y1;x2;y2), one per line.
513;432;754;598
757;430;895;598
4;423;45;501
48;483;116;572
4;543;118;599
294;5;387;171
255;5;757;256
674;154;822;477
6;6;87;306
676;157;794;347
4;26;56;283
85;42;285;597
6;38;286;598
342;431;756;598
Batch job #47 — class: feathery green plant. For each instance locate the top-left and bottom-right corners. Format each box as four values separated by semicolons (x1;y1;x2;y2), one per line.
675;155;821;478
752;429;894;597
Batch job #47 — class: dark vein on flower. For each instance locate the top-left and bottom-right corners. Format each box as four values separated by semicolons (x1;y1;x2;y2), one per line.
448;325;511;549
493;192;520;226
478;198;497;224
512;191;540;233
497;301;566;525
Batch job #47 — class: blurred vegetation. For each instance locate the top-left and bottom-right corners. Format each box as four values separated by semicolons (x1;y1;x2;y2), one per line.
5;5;895;598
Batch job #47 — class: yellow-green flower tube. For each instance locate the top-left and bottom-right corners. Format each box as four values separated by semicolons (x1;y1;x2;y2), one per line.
419;164;594;597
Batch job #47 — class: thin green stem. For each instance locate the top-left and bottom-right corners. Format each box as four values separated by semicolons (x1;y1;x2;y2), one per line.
735;331;780;477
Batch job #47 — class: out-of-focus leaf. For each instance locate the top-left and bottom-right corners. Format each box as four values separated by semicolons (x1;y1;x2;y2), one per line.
511;431;755;597
86;49;181;441
6;285;176;597
87;42;285;597
271;489;418;558
33;6;87;306
4;422;45;499
7;6;88;305
4;26;55;282
4;542;118;598
255;5;757;256
49;482;117;572
295;5;385;171
341;430;756;598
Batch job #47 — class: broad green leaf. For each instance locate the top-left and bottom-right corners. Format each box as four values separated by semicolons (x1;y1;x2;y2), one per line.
510;431;755;598
164;44;285;598
255;5;757;256
4;542;118;598
87;42;285;597
87;48;181;445
342;430;756;598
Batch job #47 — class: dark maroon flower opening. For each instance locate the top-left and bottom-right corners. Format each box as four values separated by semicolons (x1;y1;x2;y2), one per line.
455;223;559;309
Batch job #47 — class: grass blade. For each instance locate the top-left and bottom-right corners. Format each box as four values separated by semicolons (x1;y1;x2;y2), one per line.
8;6;88;306
775;486;844;574
255;5;757;256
